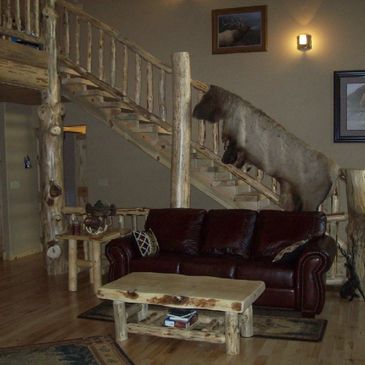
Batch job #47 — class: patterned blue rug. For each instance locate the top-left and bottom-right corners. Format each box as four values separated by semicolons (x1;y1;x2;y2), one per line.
0;336;134;365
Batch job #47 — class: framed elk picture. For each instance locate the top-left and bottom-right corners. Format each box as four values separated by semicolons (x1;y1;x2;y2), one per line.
334;70;365;142
212;5;267;54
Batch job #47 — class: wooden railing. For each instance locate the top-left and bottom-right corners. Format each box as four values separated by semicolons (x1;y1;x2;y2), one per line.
55;0;172;126
62;206;149;233
0;0;44;44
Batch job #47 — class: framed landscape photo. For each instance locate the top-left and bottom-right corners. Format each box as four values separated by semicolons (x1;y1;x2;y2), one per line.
212;5;267;54
334;71;365;142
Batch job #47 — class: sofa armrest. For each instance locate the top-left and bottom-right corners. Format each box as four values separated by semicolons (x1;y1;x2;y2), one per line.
295;235;337;316
105;235;140;281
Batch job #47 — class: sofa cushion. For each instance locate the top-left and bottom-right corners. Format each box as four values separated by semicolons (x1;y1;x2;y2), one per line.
132;229;159;257
235;257;295;288
200;209;257;258
145;208;206;255
129;253;181;274
179;256;244;278
253;210;326;258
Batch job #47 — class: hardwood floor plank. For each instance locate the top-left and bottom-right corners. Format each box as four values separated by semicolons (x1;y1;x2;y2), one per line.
0;253;364;365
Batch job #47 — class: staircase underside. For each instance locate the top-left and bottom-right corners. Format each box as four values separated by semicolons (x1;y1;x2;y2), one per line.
60;58;274;210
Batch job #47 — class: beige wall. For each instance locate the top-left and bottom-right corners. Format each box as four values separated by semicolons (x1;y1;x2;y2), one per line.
0;103;41;259
64;103;222;209
78;0;365;168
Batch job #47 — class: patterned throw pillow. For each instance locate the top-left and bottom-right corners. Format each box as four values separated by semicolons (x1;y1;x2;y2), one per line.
133;229;159;257
272;239;309;264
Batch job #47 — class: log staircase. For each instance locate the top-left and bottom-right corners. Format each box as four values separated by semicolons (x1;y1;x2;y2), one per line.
0;0;348;283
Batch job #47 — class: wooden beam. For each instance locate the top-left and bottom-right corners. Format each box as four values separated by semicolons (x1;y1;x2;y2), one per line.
0;39;47;68
0;59;48;90
170;52;191;208
38;0;66;275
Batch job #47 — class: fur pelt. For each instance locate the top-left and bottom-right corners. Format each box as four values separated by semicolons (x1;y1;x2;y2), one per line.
193;85;339;211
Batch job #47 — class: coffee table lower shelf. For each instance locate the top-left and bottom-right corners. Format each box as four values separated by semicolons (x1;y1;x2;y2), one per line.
114;302;252;354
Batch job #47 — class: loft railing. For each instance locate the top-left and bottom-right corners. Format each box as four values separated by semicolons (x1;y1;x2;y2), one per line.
0;0;44;44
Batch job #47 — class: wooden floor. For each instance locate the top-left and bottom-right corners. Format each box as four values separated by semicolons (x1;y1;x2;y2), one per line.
0;254;363;365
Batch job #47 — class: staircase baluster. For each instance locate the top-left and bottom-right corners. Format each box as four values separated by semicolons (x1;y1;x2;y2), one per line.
98;28;104;80
64;9;70;57
198;119;206;147
329;183;340;279
86;21;92;72
132;215;137;231
34;0;40;37
75;15;80;65
146;62;153;113
135;53;142;105
6;0;11;29
15;0;21;31
118;215;125;230
272;177;278;193
110;37;116;87
159;69;166;121
213;122;219;155
256;169;264;182
122;44;128;96
25;0;31;34
197;91;206;146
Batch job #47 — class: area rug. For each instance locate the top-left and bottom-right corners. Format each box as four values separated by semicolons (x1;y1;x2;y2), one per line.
79;302;327;342
0;336;134;365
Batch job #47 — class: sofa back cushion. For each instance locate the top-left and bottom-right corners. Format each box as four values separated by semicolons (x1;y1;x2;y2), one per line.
145;208;206;255
200;209;257;258
253;210;326;258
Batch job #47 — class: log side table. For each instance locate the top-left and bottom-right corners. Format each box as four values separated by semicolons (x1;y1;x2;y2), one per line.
58;228;130;293
97;272;265;355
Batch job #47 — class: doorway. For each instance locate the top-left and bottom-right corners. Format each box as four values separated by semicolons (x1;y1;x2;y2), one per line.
63;125;88;207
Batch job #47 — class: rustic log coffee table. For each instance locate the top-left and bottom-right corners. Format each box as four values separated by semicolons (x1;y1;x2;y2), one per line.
97;272;265;355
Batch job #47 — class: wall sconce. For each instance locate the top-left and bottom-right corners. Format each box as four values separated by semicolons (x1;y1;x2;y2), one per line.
297;33;312;51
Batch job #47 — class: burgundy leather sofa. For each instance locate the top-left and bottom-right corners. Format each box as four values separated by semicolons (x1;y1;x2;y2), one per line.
105;208;337;317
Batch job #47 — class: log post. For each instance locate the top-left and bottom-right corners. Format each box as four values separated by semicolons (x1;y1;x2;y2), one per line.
344;169;365;294
38;0;66;275
170;52;191;208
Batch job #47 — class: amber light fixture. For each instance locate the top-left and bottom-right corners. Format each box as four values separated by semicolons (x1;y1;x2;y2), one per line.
297;33;312;51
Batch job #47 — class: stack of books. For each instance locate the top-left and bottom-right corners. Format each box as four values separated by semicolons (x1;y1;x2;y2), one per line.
164;308;198;329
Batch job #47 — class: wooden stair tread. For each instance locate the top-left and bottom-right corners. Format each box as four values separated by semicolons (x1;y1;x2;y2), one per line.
234;191;266;202
61;77;98;87
77;89;119;99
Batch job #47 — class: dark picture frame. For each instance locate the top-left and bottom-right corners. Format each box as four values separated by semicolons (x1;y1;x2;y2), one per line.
334;71;365;142
212;6;267;54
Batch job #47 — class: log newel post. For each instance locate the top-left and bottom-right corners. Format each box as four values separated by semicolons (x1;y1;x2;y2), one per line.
38;0;66;275
170;52;191;208
344;169;365;295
